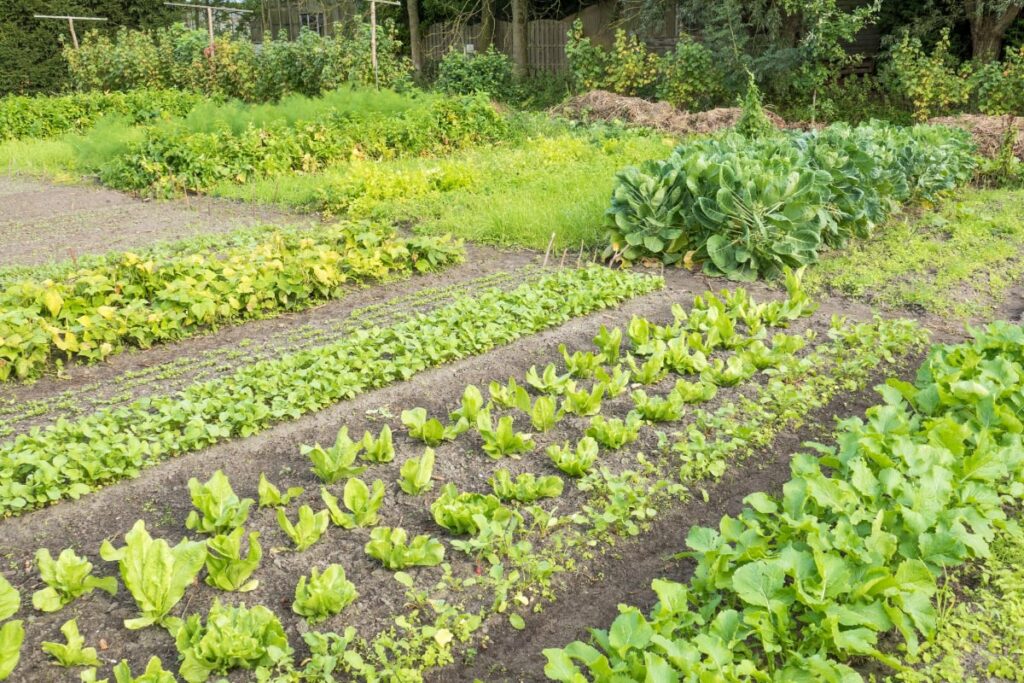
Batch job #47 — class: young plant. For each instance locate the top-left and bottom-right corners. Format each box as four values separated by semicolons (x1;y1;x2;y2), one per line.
627;352;669;384
593;324;623;363
595;365;631;397
172;600;292;683
185;470;254;535
450;385;487;423
204;528;261;593
401;408;466;446
526;363;573;395
430;483;506;535
476;412;535;458
321;478;384;529
488;377;531;411
360;425;395;463
561;384;605;417
663;336;709;374
276;505;329;551
670;378;718;403
529;395;564;432
100;520;206;630
257;474;303;509
303;427;366;484
365;527;446;570
630;390;684;422
701;355;756;386
41;618;100;667
547;437;599;477
292;564;358;625
32;548;117;612
110;657;177;683
586;414;641;449
560;344;604;379
0;620;22;681
489;469;564;503
398;448;435;495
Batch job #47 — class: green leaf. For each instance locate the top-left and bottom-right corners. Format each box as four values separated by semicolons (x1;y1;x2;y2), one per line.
41;618;100;667
0;575;19;621
0;620;24;681
509;613;526;630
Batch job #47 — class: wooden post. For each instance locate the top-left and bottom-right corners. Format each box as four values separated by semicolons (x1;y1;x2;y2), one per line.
367;0;400;90
67;17;78;49
163;3;253;56
34;15;108;48
206;5;215;52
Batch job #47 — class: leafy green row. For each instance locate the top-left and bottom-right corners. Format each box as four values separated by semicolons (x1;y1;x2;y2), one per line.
0;89;205;140
0;222;462;382
544;321;1024;681
607;122;977;279
0;266;662;516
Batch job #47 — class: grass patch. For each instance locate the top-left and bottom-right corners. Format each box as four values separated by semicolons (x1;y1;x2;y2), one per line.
806;187;1024;320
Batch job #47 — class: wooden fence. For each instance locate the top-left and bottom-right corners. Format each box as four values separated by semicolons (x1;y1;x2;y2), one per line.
423;17;575;73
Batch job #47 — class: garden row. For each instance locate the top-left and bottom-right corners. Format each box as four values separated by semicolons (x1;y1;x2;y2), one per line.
0;265;661;514
606;120;977;279
544;319;1024;680
0;222;462;382
0;275;929;680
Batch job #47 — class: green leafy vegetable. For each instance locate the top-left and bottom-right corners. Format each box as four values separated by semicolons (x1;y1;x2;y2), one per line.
401;408;466;446
276;506;329;551
547;437;599;478
111;656;177;683
32;548;117;612
321;478;384;529
359;425;395;463
431;483;507;535
365;527;446;570
560;344;604;379
489;469;564;502
398;448;435;495
257;474;303;509
450;385;487;423
529;395;563;432
561;384;605;417
593;324;623;363
526;364;573;395
0;620;24;681
586;415;641;449
41;618;100;667
476;412;535;459
184;470;253;535
0;575;19;621
292;564;358;624
204;528;261;593
303;427;367;484
488;377;531;410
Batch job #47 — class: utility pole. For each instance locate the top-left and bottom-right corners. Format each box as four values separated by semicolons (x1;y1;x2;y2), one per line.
367;0;400;89
163;2;253;54
34;15;108;49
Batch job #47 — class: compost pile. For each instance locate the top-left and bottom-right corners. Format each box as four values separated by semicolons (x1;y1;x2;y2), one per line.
929;114;1024;159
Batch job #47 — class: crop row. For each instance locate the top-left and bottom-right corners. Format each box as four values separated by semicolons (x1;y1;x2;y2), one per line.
544;320;1024;681
0;277;928;681
0;222;463;382
607;121;977;279
0;89;205;141
0;266;662;516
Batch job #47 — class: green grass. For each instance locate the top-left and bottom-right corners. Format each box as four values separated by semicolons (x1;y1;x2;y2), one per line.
806;187;1024;320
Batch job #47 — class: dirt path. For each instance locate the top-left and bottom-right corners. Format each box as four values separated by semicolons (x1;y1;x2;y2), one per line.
0;175;312;268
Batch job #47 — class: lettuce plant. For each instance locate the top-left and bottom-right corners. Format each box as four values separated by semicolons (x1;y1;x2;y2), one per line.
450;385;487;423
359;425;395;463
32;548;118;612
0;575;17;621
586;415;641;449
401;408;466;446
276;506;329;551
321;478;384;529
41;618;100;667
185;470;253;535
547;437;599;477
593;324;622;364
670;378;718;404
627;352;668;385
111;656;177;683
172;600;292;683
561;384;605;417
365;527;446;570
431;484;506;535
526;363;573;395
702;355;757;387
630;390;684;423
662;336;709;374
303;427;366;484
204;528;261;593
529;396;563;432
398;448;435;495
257;474;303;509
560;344;604;379
100;520;207;630
0;620;23;681
292;564;358;624
488;377;531;410
489;469;564;503
476;412;535;458
594;365;631;398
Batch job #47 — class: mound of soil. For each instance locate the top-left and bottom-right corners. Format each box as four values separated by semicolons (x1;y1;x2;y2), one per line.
554;90;786;136
928;114;1024;159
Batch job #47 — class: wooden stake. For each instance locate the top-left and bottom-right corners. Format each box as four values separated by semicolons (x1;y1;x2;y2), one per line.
163;3;253;56
542;232;555;267
559;249;568;268
367;0;400;90
34;15;107;49
576;239;584;268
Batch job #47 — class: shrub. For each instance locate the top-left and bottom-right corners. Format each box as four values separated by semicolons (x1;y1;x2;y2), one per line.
887;28;973;121
436;47;516;101
973;45;1024;116
656;37;722;111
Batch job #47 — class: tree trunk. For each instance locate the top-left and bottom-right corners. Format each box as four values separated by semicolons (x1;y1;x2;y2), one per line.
407;0;423;73
511;0;528;78
479;0;495;52
965;0;1022;61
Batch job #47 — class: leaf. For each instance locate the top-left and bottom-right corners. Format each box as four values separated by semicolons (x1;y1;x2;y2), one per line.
607;609;653;653
41;618;100;667
42;288;63;317
0;575;18;621
0;620;24;680
509;613;526;630
732;560;787;610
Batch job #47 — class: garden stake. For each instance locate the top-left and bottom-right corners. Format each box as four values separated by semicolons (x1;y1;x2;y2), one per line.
543;232;556;267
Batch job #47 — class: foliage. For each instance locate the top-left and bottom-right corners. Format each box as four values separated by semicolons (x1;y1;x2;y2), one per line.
402;408;466;446
735;73;777;138
476;412;535;458
431;484;507;535
365;527;446;570
185;470;253;535
0;90;202;141
257;475;303;509
585;415;641;449
561;385;605;417
547;437;600;477
0;619;21;681
489;470;564;503
656;37;723;110
99;520;206;630
973;44;1024;115
605;122;976;278
889;29;974;120
321;478;385;529
0;576;17;621
204;528;262;593
292;564;358;624
398;448;436;495
0;222;462;381
276;506;330;551
32;548;117;612
0;266;662;515
436;47;517;101
41;618;100;667
172;599;292;683
360;425;395;463
526;363;573;395
304;427;367;485
529;396;564;432
111;656;177;683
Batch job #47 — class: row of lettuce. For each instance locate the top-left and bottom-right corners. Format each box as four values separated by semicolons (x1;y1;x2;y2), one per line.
544;320;1024;680
0;222;462;382
605;122;977;279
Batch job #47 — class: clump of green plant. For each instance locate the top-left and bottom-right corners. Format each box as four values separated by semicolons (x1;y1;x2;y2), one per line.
276;505;329;551
526;364;573;395
888;28;972;121
32;548;117;612
110;656;177;682
430;484;508;535
630;390;685;423
561;384;605;417
586;415;641;449
257;474;303;509
365;527;446;570
436;47;517;101
489;469;564;503
476;412;536;458
560;344;604;378
735;73;776;139
398;448;436;495
204;528;262;593
488;377;531;410
321;478;384;529
303;427;367;484
100;520;207;630
185;470;254;535
450;385;488;424
547;437;599;477
359;425;395;463
292;564;358;624
529;395;564;432
402;408;467;446
41;618;100;667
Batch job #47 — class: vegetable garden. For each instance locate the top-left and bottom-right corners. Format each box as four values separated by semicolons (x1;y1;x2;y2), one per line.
2;25;1024;683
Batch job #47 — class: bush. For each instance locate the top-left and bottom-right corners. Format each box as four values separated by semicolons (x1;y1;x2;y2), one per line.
887;28;973;121
973;45;1024;116
656;37;722;111
436;47;516;101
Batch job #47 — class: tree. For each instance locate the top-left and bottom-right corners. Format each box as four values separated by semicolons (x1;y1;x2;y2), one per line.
407;0;423;72
964;0;1023;60
479;0;495;51
510;0;526;76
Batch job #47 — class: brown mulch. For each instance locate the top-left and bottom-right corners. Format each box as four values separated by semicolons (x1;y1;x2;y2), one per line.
553;89;786;136
928;114;1024;159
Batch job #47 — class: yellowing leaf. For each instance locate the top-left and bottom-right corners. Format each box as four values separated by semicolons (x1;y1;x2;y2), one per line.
41;288;63;317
